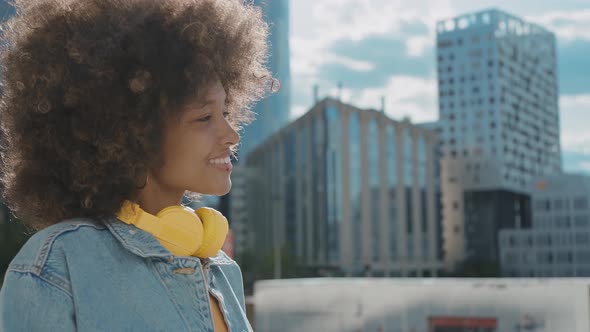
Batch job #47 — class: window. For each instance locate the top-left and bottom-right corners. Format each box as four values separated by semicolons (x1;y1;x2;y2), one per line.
575;215;590;227
576;232;590;245
557;252;572;263
438;40;453;48
574;197;589;210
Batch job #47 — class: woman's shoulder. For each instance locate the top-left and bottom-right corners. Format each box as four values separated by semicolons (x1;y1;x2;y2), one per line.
6;218;109;280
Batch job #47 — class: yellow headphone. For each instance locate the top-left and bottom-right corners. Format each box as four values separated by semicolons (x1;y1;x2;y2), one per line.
115;200;229;258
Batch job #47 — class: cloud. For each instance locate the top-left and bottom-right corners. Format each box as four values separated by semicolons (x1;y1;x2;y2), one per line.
562;151;590;175
406;35;433;58
324;54;375;72
528;9;590;42
291;0;453;78
560;94;590;155
290;75;438;125
561;94;590;109
578;161;590;173
557;40;590;95
288;0;590;172
289;0;455;123
291;105;309;121
349;75;438;123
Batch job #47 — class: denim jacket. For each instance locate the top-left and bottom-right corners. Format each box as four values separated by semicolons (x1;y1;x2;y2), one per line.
0;216;253;332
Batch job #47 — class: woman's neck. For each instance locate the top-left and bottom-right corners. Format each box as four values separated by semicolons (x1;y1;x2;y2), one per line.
135;176;184;216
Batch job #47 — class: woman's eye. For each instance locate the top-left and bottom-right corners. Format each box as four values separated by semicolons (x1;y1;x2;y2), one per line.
196;115;212;122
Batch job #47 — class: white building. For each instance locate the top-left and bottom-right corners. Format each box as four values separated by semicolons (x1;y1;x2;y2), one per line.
436;9;561;271
500;173;590;277
254;278;590;332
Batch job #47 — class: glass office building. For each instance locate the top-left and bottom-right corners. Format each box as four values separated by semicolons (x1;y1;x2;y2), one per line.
247;98;443;277
239;0;291;159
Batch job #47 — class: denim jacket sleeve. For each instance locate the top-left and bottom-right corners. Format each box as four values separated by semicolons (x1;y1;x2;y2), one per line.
0;270;76;331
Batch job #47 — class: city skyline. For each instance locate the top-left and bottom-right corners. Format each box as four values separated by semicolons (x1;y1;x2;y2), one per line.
290;0;590;174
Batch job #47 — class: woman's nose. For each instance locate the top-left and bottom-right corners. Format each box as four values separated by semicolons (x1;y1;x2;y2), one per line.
222;120;240;147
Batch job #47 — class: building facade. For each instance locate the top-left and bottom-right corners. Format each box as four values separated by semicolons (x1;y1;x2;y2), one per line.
239;0;291;159
246;98;444;277
500;173;590;277
227;165;259;257
223;0;291;237
436;9;560;270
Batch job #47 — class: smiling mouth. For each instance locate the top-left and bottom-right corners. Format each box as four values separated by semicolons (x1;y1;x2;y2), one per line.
208;157;232;172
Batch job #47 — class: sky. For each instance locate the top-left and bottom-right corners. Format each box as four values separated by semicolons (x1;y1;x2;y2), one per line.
288;0;590;174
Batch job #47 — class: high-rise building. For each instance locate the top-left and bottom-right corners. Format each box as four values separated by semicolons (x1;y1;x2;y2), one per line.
239;0;291;159
500;173;590;277
436;9;560;271
246;98;444;277
222;0;291;231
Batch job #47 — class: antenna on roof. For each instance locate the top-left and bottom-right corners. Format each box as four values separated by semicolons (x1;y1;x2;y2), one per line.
313;84;319;104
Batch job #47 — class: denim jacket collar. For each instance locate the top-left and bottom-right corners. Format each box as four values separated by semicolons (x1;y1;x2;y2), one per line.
103;216;234;268
103;216;173;260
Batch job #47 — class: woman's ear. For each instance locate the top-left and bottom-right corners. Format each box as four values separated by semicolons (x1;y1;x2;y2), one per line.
135;170;150;190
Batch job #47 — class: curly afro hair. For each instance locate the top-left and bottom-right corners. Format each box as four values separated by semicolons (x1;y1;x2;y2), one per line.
0;0;272;230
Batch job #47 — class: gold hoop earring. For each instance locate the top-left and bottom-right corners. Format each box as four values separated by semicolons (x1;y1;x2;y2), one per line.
136;173;149;189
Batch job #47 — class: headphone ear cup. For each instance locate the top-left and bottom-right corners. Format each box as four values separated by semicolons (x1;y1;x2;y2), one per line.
156;206;204;256
193;207;229;258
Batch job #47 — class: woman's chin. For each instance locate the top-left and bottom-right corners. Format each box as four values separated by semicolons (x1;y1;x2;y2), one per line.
193;183;232;197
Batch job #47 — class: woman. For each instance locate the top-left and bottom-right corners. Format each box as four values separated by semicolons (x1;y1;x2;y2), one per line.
0;0;273;331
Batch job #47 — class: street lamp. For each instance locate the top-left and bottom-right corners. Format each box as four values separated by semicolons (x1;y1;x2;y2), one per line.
271;193;282;279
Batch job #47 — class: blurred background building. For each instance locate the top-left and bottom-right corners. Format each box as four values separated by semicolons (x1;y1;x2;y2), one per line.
253;278;590;332
245;98;444;278
239;0;291;158
223;0;292;259
436;9;561;273
500;173;590;277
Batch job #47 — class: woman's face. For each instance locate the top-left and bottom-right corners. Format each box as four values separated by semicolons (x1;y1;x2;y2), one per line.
150;78;239;198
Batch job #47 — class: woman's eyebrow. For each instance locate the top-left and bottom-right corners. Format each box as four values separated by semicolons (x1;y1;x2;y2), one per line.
183;100;212;112
192;97;225;109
